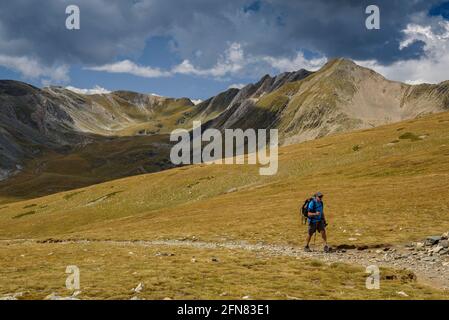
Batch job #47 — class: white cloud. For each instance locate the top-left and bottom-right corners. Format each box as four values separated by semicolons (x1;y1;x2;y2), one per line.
86;60;171;78
66;85;111;95
87;42;327;81
356;20;449;85
87;43;245;79
262;52;327;72
228;83;246;89
0;54;69;84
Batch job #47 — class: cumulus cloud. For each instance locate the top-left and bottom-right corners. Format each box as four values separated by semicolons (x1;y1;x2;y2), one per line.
86;60;171;78
65;85;111;95
228;83;247;89
87;42;327;79
0;54;69;84
262;52;327;72
357;18;449;84
0;0;448;86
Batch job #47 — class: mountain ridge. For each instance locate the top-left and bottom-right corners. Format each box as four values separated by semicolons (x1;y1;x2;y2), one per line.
1;58;449;186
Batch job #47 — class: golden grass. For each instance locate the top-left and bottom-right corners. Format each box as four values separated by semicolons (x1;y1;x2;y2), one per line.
1;111;448;247
1;111;449;299
0;242;445;300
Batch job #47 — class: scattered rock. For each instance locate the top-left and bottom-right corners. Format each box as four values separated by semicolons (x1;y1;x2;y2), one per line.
242;295;251;300
44;292;80;300
426;236;441;246
440;240;449;248
0;292;22;300
396;291;409;297
432;246;444;254
72;290;81;297
133;282;144;293
163;297;172;300
211;257;219;262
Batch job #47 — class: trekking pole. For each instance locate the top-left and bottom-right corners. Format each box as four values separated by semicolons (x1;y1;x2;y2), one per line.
313;221;318;248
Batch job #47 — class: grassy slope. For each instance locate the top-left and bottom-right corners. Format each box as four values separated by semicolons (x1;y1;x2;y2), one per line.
0;134;173;204
1;111;449;299
0;111;448;247
0;241;443;300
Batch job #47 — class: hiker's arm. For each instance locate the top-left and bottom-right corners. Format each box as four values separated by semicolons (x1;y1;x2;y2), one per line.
308;211;320;216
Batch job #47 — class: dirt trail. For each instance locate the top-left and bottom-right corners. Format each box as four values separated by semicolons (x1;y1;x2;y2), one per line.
2;238;448;291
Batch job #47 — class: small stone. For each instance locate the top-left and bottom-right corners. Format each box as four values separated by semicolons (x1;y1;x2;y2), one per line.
415;242;424;249
426;236;442;246
211;257;219;262
242;295;251;300
191;258;197;263
0;292;22;300
72;290;81;297
440;240;449;248
397;291;409;297
348;238;357;241
219;292;228;296
133;282;144;293
432;246;444;254
163;297;172;300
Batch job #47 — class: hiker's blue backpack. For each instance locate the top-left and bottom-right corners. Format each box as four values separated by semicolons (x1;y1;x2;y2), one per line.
300;198;315;224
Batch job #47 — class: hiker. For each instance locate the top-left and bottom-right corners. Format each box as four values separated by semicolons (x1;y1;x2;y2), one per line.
304;192;329;252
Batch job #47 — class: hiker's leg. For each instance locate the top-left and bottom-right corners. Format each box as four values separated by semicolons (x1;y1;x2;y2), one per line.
320;229;327;245
305;234;312;246
306;222;316;247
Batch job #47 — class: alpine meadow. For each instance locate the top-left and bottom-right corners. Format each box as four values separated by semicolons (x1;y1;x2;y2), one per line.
0;1;449;304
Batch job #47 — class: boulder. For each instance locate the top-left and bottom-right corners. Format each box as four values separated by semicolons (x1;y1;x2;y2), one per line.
426;236;442;246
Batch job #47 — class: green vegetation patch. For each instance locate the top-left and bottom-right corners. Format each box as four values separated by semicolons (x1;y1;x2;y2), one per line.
398;132;421;142
63;190;86;201
13;211;36;219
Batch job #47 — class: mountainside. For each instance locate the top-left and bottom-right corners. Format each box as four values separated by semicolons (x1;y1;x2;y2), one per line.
0;81;196;181
205;58;449;144
1;58;449;193
1;110;449;298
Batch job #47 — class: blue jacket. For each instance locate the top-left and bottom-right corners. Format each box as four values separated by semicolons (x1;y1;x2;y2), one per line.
308;198;324;223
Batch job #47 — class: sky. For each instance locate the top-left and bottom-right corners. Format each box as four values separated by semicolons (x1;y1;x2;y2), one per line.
0;0;449;100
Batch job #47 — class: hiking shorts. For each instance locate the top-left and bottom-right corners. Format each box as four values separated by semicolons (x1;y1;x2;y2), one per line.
308;220;326;236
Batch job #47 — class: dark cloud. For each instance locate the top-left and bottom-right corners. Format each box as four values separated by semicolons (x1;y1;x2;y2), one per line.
0;0;444;70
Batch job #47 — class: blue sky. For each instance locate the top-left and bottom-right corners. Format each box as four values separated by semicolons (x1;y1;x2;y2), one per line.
1;1;449;100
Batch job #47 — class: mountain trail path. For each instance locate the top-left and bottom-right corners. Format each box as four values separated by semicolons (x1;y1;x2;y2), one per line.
1;238;448;291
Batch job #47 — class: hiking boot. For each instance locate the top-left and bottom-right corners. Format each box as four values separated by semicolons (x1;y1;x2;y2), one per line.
323;245;330;253
304;246;311;252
